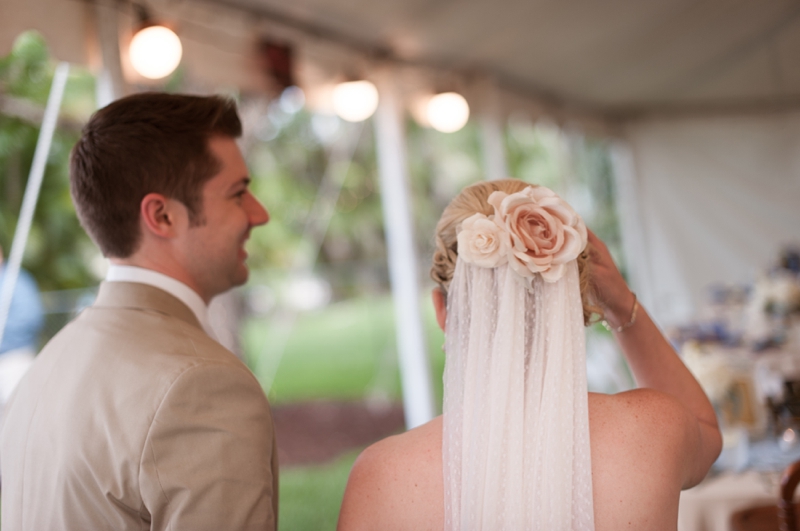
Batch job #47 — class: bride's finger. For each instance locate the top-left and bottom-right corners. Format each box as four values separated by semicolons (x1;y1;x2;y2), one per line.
586;231;612;267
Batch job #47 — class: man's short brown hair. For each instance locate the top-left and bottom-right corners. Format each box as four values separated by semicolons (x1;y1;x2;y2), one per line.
70;92;242;258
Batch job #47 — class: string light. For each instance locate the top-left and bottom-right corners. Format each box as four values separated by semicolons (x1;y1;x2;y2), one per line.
332;80;379;122
427;92;469;133
129;26;182;79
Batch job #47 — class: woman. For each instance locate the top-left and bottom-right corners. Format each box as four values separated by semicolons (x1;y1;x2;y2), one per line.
338;179;721;531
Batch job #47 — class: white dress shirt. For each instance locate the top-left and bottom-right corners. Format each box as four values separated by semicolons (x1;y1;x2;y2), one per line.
105;265;216;338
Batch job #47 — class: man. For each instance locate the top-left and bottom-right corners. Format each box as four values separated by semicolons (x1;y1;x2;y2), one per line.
0;93;276;530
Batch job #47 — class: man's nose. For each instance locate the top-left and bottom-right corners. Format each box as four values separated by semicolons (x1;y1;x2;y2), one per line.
247;193;270;226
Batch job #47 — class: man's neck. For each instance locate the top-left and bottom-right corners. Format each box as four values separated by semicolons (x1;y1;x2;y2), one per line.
105;264;219;339
109;257;209;304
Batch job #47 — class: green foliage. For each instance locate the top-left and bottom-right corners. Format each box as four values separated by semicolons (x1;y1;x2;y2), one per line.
405;120;483;262
278;452;358;531
0;31;99;290
0;32;53;104
245;105;389;299
570;135;626;266
506;117;566;190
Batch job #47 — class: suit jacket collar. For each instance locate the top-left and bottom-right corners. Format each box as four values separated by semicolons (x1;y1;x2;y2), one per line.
92;281;203;331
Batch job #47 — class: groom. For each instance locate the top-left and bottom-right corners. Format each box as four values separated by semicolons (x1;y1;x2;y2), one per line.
0;93;277;530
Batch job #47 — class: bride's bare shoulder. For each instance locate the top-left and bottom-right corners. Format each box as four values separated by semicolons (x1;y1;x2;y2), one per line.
337;417;443;531
589;390;703;530
589;388;700;464
352;415;442;473
590;388;697;437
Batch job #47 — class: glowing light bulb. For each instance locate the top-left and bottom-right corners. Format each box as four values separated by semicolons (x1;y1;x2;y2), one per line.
427;92;469;133
129;26;182;80
332;80;379;122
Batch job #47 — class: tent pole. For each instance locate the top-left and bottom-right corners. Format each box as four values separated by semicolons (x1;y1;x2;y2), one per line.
373;66;435;430
0;63;70;348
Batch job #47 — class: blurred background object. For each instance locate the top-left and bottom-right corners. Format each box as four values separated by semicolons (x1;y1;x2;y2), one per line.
0;244;44;422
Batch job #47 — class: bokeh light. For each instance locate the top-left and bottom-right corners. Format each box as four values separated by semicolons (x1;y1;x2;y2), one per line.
332;80;379;122
129;26;182;80
427;92;470;133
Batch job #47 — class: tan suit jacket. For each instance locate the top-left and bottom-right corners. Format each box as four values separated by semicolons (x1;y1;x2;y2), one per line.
0;282;279;530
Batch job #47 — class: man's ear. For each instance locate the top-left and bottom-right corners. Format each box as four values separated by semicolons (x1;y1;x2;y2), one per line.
432;287;447;331
140;193;182;239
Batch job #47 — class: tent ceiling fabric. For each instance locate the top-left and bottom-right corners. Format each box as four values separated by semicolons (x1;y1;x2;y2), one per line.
202;0;800;119
5;0;800;121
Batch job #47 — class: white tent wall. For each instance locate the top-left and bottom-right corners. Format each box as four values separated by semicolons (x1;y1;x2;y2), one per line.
619;111;800;328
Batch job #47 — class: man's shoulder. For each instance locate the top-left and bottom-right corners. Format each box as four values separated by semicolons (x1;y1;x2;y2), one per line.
77;299;228;354
11;303;263;442
34;302;247;395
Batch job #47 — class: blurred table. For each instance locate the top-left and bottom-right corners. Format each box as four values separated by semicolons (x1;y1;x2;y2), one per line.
677;345;800;531
678;471;778;531
683;344;800;435
677;435;800;531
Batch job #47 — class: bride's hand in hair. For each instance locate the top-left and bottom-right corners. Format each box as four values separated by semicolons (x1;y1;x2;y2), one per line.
587;230;635;328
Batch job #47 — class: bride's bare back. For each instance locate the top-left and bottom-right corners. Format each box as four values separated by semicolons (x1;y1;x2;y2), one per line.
338;230;721;531
338;389;708;531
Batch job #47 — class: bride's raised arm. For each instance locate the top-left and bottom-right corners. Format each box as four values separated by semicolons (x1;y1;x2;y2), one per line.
588;230;722;487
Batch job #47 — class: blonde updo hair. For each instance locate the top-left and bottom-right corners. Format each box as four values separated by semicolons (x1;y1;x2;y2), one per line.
431;179;600;325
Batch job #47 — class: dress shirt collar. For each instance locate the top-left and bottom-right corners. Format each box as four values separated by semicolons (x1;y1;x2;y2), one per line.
105;265;214;338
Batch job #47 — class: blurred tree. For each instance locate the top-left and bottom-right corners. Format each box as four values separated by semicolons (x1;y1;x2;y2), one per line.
0;31;99;291
243;97;488;300
241;92;623;302
243;96;390;299
0;33;623;299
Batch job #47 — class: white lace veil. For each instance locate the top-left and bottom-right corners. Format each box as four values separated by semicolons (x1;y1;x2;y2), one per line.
442;257;595;530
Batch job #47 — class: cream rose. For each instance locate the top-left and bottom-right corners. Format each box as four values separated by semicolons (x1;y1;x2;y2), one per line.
456;213;510;268
487;186;587;283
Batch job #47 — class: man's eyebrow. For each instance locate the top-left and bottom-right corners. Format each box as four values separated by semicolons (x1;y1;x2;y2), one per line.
230;176;251;191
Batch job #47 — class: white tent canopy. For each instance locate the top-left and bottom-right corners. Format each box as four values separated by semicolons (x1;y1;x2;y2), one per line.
7;0;800;115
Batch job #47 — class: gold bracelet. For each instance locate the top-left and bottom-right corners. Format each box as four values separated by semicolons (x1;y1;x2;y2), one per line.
602;293;638;333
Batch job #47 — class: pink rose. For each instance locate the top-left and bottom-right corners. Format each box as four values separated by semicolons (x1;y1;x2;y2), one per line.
457;213;510;268
488;186;587;283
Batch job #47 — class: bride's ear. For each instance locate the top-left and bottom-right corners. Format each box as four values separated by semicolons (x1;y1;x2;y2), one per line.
432;287;447;331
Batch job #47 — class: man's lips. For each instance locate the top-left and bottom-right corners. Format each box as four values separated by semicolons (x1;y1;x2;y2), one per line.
239;231;252;261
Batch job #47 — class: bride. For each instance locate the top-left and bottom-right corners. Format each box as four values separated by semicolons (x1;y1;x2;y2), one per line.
337;179;721;531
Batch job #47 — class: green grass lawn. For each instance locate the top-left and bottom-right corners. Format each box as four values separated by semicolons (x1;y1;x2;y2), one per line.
243;293;446;407
278;452;358;531
243;293;445;531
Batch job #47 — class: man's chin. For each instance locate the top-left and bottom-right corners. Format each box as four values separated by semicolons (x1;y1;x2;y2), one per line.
232;266;249;287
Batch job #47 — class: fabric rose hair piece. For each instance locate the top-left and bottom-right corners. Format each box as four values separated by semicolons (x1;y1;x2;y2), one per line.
456;185;588;283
